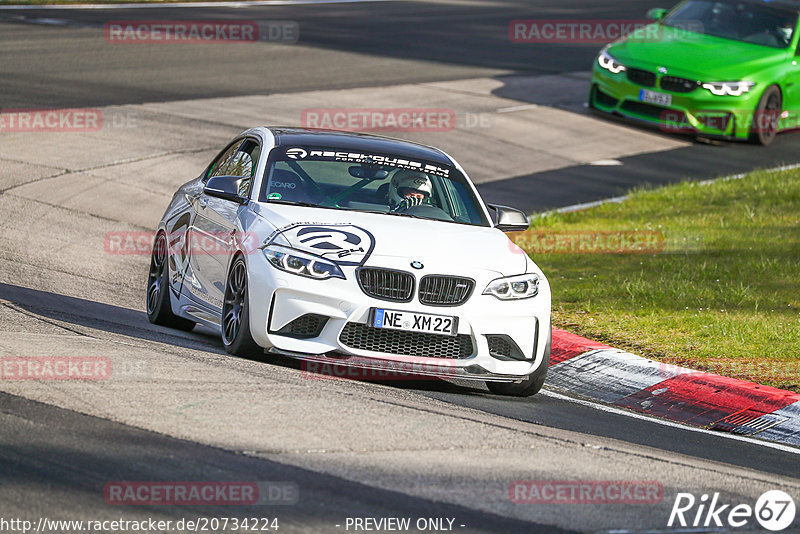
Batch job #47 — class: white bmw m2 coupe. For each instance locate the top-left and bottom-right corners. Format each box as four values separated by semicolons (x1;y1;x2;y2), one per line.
147;128;551;396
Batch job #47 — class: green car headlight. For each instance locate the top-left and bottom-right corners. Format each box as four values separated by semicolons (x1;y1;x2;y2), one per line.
598;50;626;74
701;81;755;97
483;274;540;300
263;244;345;280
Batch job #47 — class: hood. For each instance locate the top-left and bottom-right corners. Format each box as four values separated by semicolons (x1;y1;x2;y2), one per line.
609;24;787;80
251;203;528;277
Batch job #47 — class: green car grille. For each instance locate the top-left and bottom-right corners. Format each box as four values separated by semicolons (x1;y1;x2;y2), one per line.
660;76;700;93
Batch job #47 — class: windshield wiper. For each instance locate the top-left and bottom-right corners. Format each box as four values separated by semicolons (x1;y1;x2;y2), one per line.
359;209;426;220
265;200;342;210
264;204;436;222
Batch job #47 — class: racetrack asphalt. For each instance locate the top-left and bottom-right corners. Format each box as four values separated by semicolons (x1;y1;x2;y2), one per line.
4;0;800;210
1;1;799;532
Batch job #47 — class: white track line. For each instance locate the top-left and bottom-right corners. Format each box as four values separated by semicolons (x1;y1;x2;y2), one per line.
540;162;800;451
542;162;800;215
0;0;390;9
541;389;800;455
549;194;627;214
497;104;539;113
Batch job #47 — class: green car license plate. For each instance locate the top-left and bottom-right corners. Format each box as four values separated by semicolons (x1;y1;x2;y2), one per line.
639;89;672;107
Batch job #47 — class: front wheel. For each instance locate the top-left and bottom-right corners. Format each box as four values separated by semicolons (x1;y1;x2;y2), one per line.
587;84;599;111
221;256;261;357
146;232;195;331
750;85;782;146
486;325;551;397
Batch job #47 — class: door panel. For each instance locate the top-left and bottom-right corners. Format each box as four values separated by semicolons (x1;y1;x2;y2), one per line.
185;137;261;316
187;197;236;312
784;55;800;127
163;177;205;302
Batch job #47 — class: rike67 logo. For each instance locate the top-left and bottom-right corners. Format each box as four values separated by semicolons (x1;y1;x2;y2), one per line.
669;490;796;531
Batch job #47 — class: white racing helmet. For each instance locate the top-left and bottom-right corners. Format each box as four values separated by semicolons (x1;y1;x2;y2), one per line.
388;170;433;207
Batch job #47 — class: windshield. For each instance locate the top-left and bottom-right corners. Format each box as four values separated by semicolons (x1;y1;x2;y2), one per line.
662;0;797;48
259;145;490;227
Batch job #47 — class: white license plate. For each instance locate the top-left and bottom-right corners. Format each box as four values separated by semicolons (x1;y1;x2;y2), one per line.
371;308;457;336
639;89;672;107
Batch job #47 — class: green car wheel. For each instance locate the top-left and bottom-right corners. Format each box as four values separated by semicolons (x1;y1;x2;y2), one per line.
750;85;782;146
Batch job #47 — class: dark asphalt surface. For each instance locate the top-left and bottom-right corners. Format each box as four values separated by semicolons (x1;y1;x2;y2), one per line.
478;126;800;212
2;0;798;212
0;0;662;108
2;281;798;481
0;390;572;534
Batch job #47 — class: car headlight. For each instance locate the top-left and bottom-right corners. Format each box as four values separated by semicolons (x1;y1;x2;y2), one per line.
701;81;755;97
483;274;539;300
597;50;626;74
262;245;345;280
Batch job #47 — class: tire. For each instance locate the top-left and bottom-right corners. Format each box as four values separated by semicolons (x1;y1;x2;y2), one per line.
587;85;599;110
146;232;196;331
486;324;551;397
750;85;782;146
221;255;261;357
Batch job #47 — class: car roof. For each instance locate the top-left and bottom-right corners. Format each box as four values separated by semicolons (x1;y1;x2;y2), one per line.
708;0;800;12
265;127;454;166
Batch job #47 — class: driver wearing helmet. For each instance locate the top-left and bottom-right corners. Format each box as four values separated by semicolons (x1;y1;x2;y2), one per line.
388;170;433;212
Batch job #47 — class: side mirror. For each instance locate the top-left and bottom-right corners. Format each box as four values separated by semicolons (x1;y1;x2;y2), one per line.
646;8;668;21
487;204;530;232
204;175;247;205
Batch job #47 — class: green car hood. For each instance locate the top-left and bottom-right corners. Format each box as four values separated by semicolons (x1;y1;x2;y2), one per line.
608;24;788;80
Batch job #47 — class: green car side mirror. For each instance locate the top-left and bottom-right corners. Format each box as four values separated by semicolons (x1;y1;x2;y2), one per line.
646;8;668;21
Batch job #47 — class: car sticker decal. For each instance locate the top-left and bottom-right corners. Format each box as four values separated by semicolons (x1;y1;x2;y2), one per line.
266;222;375;267
280;146;450;177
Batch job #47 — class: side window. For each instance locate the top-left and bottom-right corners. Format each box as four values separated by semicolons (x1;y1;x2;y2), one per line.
236;140;261;198
205;142;242;183
204;139;261;198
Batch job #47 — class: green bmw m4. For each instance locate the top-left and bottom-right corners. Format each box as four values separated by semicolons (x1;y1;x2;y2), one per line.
589;0;800;145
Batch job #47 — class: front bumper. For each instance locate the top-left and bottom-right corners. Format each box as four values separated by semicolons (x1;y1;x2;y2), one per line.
590;64;763;140
245;252;551;382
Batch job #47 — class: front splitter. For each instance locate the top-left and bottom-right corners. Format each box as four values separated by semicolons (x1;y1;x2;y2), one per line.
267;347;526;383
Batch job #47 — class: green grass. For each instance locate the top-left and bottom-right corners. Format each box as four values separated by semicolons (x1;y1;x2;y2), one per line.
513;167;800;392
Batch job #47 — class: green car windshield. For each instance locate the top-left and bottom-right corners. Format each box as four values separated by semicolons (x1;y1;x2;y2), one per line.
259;146;490;227
662;0;798;48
